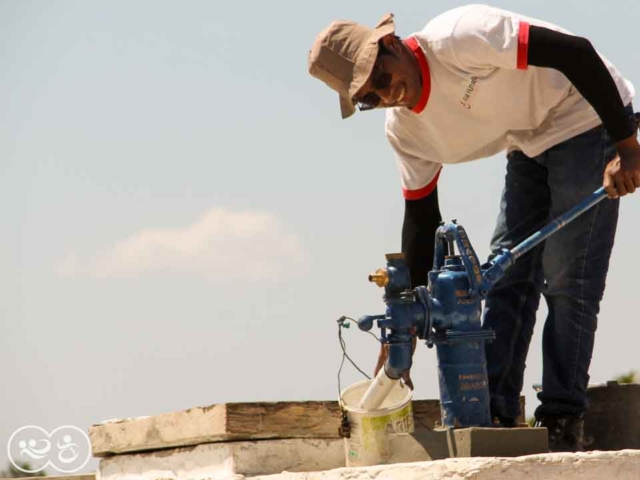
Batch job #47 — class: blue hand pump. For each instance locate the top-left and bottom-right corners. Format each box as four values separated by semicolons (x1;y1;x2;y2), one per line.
357;187;609;427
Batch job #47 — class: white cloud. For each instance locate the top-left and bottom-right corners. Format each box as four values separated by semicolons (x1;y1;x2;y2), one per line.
58;208;309;283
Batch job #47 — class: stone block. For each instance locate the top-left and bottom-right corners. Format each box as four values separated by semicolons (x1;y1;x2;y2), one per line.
89;402;342;457
585;382;640;450
98;438;345;480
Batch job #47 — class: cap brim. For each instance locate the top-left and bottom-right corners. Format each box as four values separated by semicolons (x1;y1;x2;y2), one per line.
340;93;357;119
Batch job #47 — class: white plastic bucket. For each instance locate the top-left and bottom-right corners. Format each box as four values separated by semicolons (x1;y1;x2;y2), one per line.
341;379;414;467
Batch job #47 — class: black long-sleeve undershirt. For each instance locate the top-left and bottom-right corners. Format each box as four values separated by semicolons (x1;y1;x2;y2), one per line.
402;186;442;288
528;25;635;143
401;26;634;287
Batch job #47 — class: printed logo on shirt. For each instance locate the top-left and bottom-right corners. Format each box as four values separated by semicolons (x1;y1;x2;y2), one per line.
460;76;479;110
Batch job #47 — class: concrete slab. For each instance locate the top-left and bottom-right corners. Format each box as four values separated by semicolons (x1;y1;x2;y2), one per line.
98;438;346;480
89;402;342;457
99;447;640;480
247;450;640;480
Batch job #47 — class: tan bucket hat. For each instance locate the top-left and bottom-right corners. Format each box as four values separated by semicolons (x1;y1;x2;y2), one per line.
308;13;395;119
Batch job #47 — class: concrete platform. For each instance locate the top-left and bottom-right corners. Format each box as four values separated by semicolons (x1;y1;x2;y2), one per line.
98;448;640;480
246;450;640;480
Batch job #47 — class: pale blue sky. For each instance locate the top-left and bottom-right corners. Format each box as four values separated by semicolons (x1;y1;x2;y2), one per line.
1;0;638;473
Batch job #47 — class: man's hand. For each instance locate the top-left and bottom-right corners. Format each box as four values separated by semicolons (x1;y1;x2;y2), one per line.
604;135;640;199
373;336;417;390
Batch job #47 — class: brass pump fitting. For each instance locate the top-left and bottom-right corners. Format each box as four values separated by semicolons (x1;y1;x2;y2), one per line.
368;268;389;288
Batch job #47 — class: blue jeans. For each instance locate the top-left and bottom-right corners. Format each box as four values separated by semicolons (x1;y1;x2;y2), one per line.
483;106;636;421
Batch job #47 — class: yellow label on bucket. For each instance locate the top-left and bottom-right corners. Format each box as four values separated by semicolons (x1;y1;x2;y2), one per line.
360;403;414;451
361;404;413;433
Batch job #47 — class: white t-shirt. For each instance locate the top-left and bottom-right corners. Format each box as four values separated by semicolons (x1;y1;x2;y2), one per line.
386;4;635;200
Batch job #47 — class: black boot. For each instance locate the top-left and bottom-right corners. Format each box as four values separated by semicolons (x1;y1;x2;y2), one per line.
537;415;585;452
493;416;518;428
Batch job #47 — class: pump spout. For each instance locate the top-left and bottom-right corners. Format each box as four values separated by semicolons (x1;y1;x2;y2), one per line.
357;342;413;411
385;342;413;379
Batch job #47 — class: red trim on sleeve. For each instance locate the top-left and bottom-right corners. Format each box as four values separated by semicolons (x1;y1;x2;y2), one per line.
402;168;441;200
517;21;530;70
403;37;431;114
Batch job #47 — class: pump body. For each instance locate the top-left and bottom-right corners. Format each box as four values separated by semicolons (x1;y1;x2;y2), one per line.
357;186;609;428
358;224;508;427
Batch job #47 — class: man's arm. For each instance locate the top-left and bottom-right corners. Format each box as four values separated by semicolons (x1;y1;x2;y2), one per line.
402;186;443;287
374;187;442;388
528;26;640;197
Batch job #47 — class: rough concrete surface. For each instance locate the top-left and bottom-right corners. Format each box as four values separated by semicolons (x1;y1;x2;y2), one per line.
97;436;640;480
248;450;640;480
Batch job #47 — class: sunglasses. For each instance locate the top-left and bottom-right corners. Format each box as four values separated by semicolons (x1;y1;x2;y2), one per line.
356;51;393;111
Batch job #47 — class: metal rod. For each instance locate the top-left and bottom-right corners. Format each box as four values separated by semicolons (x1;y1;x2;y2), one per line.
447;238;455;256
510;187;608;260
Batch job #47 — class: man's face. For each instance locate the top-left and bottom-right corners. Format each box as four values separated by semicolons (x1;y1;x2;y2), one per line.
353;34;422;111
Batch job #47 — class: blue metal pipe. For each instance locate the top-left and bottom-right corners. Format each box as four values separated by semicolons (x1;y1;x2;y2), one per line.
481;187;608;295
510;187;608;260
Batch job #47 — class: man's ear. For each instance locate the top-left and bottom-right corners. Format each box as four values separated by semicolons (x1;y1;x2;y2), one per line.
379;33;403;55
